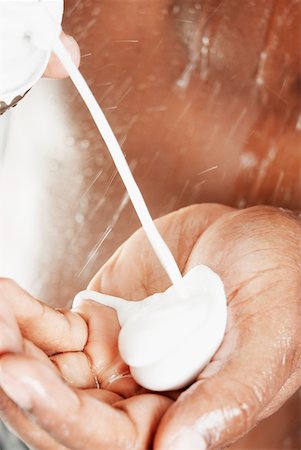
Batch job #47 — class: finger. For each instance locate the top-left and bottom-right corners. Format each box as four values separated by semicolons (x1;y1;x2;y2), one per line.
0;278;88;355
0;340;70;449
155;313;293;449
81;388;123;405
0;384;69;450
0;395;70;450
52;348;143;396
0;355;171;450
256;366;301;422
155;207;301;449
73;300;120;380
43;32;80;79
0;288;22;354
67;300;142;397
89;204;233;298
50;351;96;389
24;339;57;368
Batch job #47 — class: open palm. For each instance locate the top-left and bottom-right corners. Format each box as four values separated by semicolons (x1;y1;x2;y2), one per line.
0;204;300;450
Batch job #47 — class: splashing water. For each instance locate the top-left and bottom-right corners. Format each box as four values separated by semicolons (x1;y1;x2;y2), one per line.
51;37;183;286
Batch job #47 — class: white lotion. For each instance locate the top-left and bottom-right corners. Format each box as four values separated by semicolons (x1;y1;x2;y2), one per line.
73;265;227;391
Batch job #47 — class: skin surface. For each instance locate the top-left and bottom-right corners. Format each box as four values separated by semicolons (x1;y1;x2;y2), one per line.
1;0;300;448
0;205;301;449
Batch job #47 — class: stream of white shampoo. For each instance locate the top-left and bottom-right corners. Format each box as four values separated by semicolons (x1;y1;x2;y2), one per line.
51;37;227;392
52;38;183;287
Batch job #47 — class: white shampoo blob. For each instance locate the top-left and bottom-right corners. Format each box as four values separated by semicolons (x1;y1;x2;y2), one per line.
73;265;227;391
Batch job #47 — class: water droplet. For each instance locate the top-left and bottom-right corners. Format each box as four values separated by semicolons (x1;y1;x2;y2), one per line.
239;152;258;169
296;113;301;131
256;76;264;86
202;36;210;46
200;36;210;80
172;5;181;15
256;51;268;86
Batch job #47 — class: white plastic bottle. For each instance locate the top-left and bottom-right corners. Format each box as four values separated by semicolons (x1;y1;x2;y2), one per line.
0;0;64;114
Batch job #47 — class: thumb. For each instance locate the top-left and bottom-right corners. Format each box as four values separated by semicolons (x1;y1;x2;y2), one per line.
154;206;300;449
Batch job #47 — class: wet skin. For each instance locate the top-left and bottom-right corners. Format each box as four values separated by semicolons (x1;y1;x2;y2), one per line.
1;0;301;449
0;205;301;449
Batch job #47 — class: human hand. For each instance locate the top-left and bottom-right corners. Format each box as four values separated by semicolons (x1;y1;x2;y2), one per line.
0;31;80;115
43;32;80;79
0;204;300;449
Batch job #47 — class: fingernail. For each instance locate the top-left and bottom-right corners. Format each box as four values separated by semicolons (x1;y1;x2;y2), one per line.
0;370;32;410
0;322;22;353
172;430;207;450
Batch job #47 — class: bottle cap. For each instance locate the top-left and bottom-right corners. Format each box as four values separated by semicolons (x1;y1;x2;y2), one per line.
0;0;63;106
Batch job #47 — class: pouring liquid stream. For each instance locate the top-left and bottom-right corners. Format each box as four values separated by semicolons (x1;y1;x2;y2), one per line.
51;37;183;290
